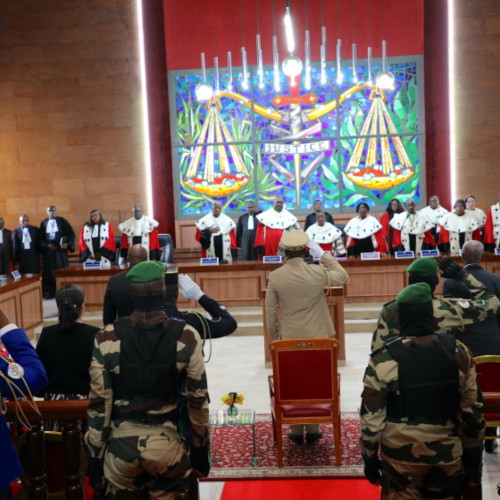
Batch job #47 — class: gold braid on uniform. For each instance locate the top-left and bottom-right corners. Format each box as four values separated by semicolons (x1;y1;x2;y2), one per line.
189;312;213;363
0;351;41;430
439;297;466;332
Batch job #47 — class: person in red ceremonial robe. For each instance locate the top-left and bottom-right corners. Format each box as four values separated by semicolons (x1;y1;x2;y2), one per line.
254;196;301;256
389;199;436;256
305;212;346;257
78;209;116;268
195;201;237;263
483;192;500;253
438;199;481;256
119;204;161;261
379;198;404;255
344;202;387;257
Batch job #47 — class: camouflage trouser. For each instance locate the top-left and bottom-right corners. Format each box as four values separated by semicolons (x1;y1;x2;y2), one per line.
380;457;463;499
104;421;191;500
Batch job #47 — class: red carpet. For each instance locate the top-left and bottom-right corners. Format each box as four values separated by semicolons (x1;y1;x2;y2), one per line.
209;412;364;479
220;478;379;500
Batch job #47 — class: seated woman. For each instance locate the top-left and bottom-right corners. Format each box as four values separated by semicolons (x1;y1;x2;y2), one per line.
344;202;387;257
438;199;481;256
379;198;404;255
36;285;99;423
78;209;116;268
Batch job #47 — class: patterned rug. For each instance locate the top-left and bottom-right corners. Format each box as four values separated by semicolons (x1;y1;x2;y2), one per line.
208;412;364;479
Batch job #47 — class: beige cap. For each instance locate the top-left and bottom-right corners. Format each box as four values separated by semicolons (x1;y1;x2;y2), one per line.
280;230;309;250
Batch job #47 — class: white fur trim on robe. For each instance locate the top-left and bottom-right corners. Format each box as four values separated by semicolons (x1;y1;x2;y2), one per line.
306;222;343;244
441;212;480;256
119;215;159;256
344;215;382;250
491;203;500;247
196;212;236;262
390;211;433;254
256;208;297;229
344;215;382;239
419;205;449;231
466;208;486;226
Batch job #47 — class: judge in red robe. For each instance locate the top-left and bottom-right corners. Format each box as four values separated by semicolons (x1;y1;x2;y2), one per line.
389;199;436;255
195;202;237;262
254;196;301;256
438;199;481;256
344;202;388;256
78;210;116;268
483;194;500;252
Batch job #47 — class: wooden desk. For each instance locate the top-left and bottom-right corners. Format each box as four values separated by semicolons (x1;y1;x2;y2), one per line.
0;274;42;339
54;254;500;310
54;262;281;310
260;287;345;367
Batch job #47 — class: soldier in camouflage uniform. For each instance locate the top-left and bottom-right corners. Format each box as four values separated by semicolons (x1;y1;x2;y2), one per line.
85;261;210;499
360;282;485;499
371;257;500;352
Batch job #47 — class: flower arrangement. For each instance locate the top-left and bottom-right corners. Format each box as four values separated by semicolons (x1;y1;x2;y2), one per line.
221;392;245;419
221;392;245;407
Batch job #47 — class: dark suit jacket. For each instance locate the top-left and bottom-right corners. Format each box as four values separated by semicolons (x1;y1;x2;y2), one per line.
12;225;40;274
304;211;334;230
102;270;134;325
443;263;500;356
464;263;500;298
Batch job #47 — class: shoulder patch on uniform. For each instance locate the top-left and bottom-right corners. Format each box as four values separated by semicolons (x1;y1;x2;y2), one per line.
474;299;487;309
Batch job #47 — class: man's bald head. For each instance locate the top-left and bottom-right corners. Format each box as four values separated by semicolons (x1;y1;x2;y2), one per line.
462;240;484;265
128;244;148;266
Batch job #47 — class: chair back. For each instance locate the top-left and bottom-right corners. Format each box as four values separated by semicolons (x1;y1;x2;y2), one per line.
474;355;500;392
158;233;174;263
271;338;338;403
114;235;122;265
474;355;500;417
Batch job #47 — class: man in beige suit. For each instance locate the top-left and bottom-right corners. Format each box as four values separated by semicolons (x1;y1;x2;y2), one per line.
265;230;349;444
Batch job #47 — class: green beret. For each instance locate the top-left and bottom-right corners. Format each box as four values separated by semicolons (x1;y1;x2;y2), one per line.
396;282;432;304
406;258;438;276
127;261;166;282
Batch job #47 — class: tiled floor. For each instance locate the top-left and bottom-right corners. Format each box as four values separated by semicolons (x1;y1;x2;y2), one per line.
38;300;500;499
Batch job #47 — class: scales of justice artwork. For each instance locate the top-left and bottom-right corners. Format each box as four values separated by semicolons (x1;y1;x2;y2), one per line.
172;54;422;216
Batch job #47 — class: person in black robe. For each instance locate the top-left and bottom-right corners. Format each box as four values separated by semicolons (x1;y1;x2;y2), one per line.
12;214;40;274
236;201;262;261
0;219;12;275
38;206;75;299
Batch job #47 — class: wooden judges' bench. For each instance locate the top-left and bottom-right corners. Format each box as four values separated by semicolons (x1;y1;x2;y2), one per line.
54;255;500;363
0;274;43;339
55;254;500;307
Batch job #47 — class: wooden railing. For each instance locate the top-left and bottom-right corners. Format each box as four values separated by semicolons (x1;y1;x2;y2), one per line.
5;400;90;500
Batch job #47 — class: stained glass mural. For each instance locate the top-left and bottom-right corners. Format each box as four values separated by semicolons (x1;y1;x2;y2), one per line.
170;56;424;217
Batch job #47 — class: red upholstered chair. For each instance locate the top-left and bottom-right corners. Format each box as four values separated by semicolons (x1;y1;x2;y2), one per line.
268;337;341;467
474;355;500;440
